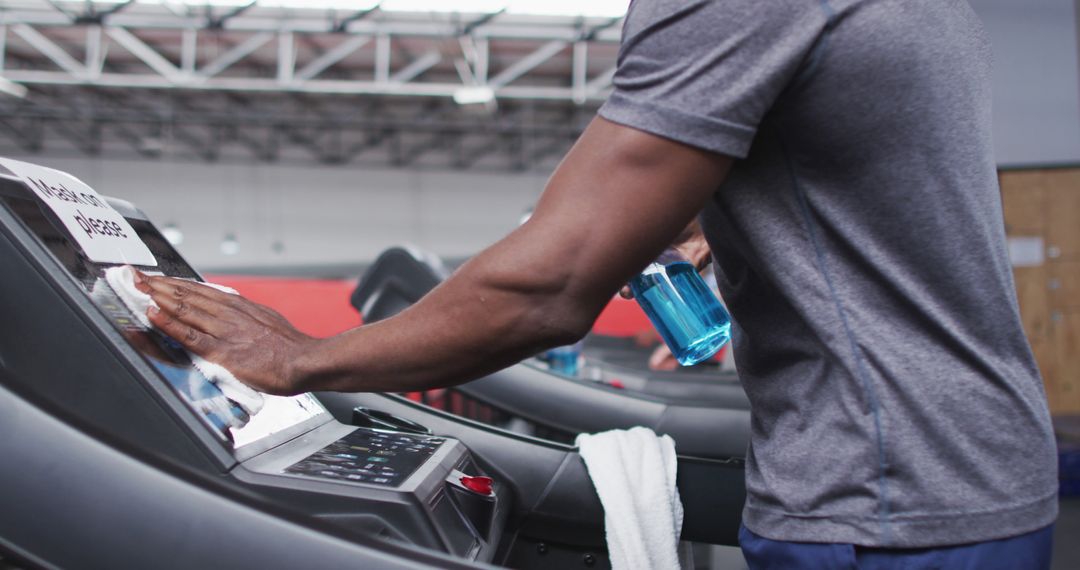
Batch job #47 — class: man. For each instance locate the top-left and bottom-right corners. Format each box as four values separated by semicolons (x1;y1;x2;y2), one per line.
138;0;1058;567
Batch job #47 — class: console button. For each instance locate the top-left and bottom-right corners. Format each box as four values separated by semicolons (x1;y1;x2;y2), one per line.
460;476;494;496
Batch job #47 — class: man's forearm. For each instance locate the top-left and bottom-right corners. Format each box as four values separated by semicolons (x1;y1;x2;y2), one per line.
289;230;605;394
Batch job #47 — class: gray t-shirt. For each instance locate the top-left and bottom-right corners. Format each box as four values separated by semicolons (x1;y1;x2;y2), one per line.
599;0;1058;548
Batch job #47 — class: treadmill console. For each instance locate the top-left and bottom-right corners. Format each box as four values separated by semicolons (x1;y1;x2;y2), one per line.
284;430;445;487
0;159;507;563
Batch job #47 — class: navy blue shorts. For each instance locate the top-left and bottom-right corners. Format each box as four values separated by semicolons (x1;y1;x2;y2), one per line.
739;524;1054;570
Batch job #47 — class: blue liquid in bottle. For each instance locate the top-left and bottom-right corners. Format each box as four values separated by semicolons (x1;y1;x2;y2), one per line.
629;260;731;366
545;342;582;377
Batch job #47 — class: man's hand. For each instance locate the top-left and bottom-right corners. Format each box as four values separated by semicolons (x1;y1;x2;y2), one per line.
620;219;713;299
648;344;680;371
672;219;713;274
134;271;317;396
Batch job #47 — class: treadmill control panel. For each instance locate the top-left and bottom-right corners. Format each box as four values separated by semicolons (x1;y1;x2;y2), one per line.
285;428;445;487
0;164;508;563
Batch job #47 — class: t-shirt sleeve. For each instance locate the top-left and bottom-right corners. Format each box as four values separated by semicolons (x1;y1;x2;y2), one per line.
598;0;829;158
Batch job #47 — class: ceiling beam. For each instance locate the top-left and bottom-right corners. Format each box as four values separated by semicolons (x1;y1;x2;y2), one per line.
196;31;274;79
11;24;86;76
294;35;371;82
488;40;567;89
388;50;441;84
105;26;182;82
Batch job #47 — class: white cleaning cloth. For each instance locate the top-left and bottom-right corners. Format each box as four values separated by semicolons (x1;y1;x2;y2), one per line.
575;427;685;570
104;265;265;417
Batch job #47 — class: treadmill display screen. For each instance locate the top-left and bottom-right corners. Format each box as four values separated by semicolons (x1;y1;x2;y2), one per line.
0;178;326;456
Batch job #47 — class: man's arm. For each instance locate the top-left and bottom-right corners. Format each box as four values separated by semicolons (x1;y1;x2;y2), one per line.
139;117;732;395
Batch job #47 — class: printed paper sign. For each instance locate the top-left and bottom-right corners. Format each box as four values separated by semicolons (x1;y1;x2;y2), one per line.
0;158;157;266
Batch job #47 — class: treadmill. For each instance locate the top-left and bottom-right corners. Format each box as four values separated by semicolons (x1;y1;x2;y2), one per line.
350;246;751;457
0;159;745;569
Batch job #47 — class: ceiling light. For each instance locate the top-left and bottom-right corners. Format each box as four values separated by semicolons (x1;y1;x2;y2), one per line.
161;223;184;246
220;233;240;256
453;86;495;105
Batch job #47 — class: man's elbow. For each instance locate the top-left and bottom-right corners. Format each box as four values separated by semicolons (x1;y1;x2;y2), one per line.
532;297;598;349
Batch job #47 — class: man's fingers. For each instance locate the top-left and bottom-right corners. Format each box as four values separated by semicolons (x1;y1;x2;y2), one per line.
137;273;245;340
695;256;712;275
676;237;712;274
672;218;702;245
150;289;230;338
139;273;287;327
139;274;239;307
648;345;679;371
147;305;212;355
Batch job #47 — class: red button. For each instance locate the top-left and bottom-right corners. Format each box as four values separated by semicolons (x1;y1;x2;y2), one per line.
609;379;625;389
460;475;494;495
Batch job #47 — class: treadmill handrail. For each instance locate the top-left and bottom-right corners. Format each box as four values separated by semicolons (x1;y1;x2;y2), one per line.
455;363;751;459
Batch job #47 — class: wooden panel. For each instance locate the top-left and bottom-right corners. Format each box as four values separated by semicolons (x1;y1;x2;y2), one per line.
1014;266;1051;339
1000;170;1046;234
1050;312;1080;414
1014;265;1058;410
1043;169;1080;259
999;168;1080;414
1049;261;1080;312
1032;322;1060;415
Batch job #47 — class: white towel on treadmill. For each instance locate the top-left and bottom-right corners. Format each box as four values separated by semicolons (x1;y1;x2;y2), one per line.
104;265;265;417
575;427;684;570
